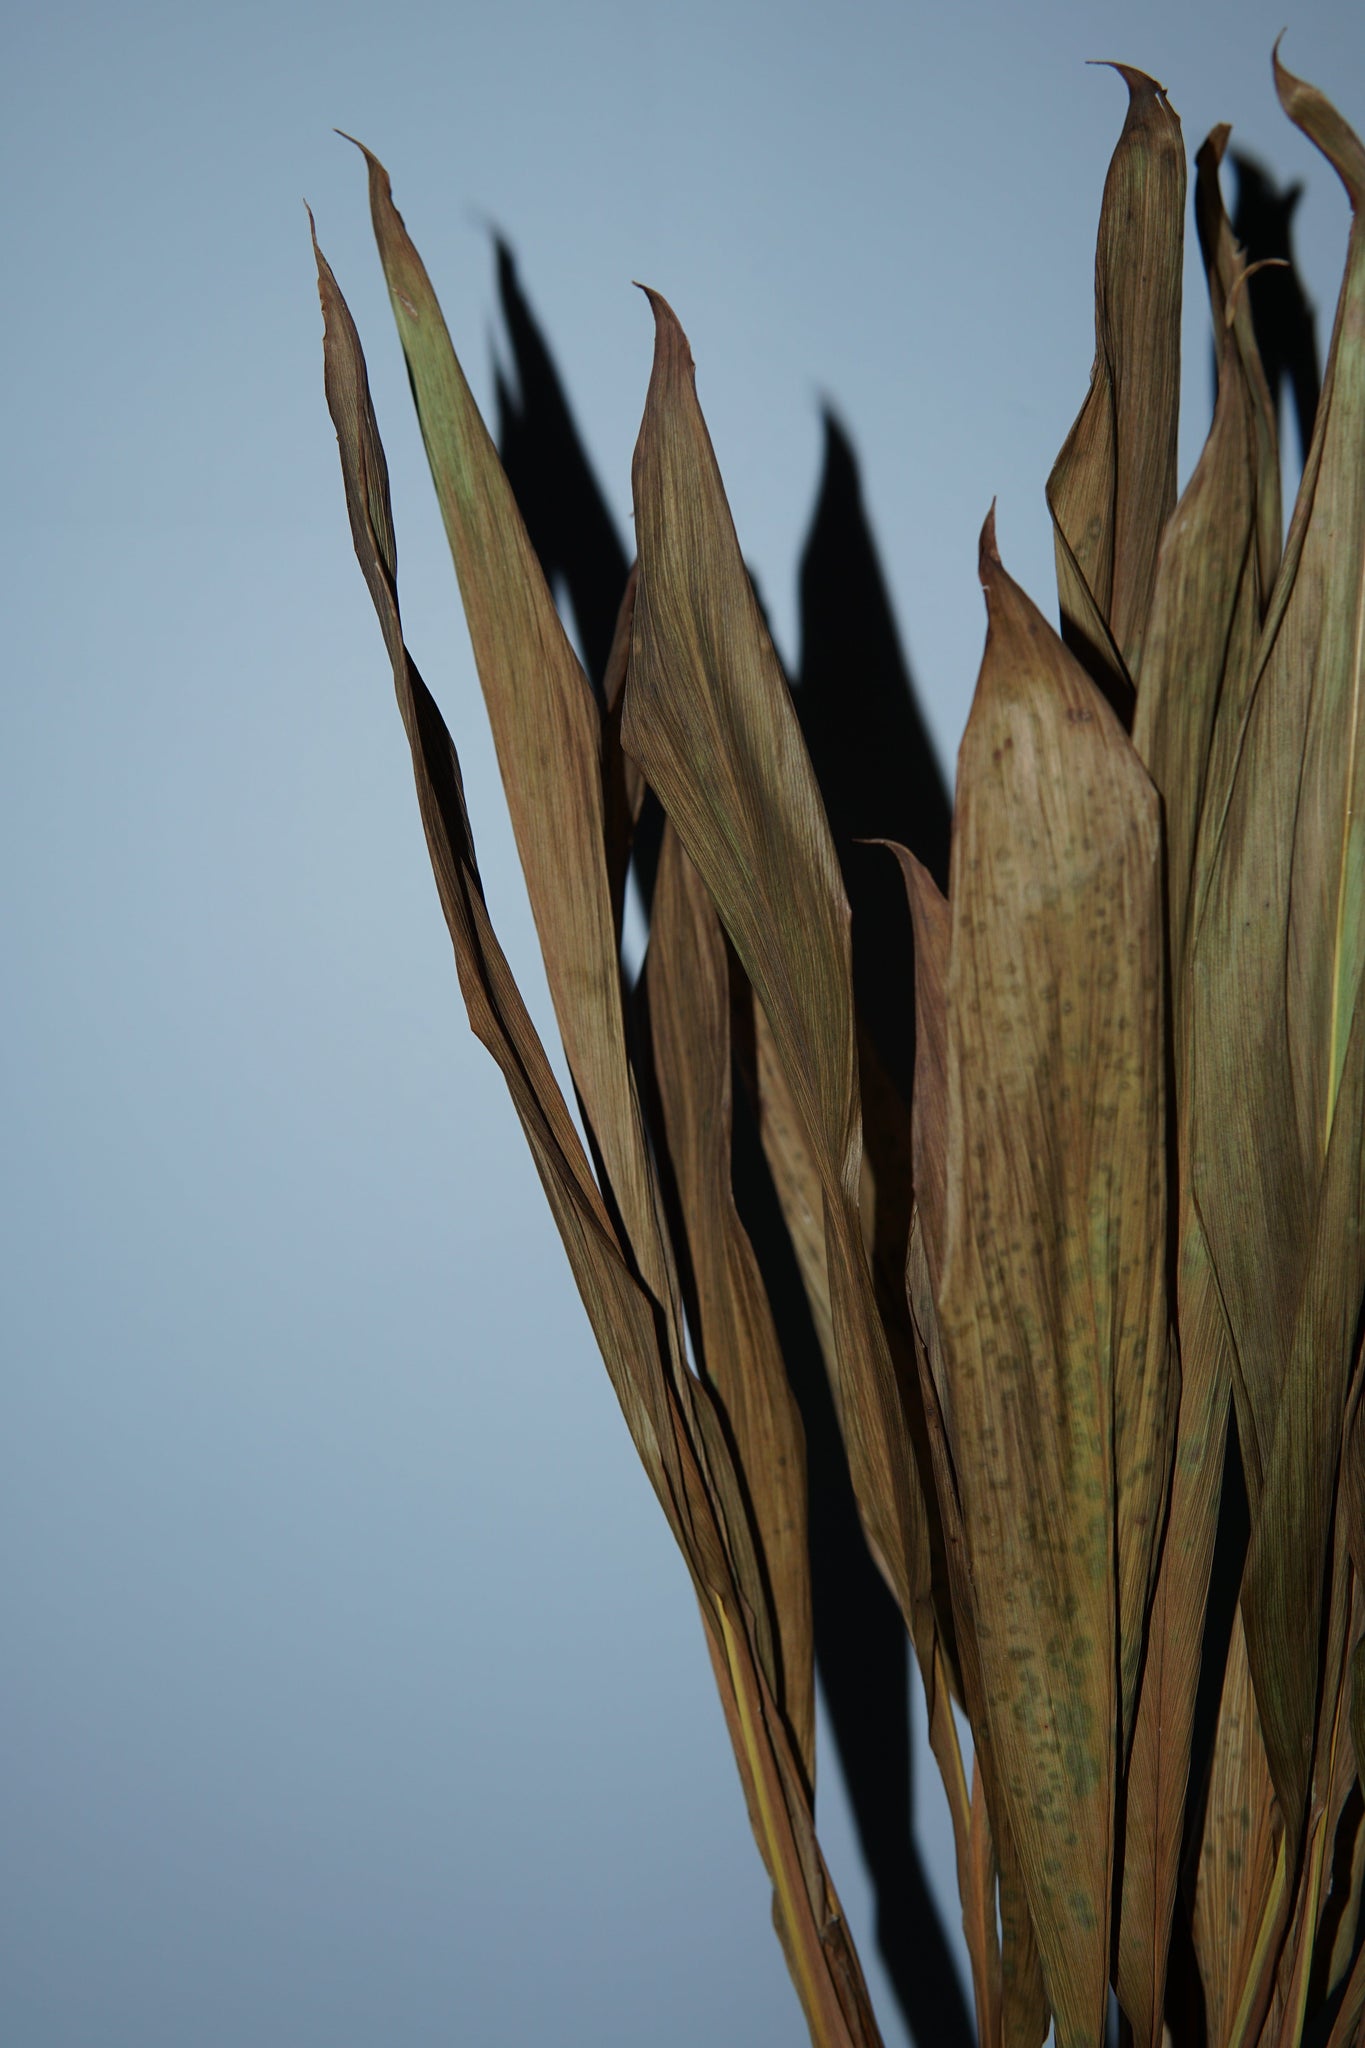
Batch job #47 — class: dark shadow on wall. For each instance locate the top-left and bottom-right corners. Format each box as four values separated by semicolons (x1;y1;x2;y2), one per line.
794;408;952;1106
492;236;630;698
492;238;668;909
1230;152;1320;467
490;241;970;2048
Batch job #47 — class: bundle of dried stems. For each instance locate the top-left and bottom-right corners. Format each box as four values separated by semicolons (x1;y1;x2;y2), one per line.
312;45;1365;2048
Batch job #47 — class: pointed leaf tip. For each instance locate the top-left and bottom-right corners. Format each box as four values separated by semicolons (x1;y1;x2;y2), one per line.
635;284;695;366
977;504;1001;585
336;129;402;211
1273;42;1365;205
1087;60;1172;105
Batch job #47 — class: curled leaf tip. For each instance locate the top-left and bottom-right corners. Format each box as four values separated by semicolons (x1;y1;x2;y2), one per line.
635;281;676;323
1271;41;1304;108
635;284;695;374
1272;40;1365;206
1087;59;1172;106
977;503;1001;583
336;128;394;193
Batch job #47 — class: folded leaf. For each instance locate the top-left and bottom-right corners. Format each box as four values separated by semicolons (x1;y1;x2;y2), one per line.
1134;126;1277;1003
1047;67;1185;708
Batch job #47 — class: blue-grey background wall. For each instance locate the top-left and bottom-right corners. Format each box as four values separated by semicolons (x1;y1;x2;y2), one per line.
3;3;1359;2043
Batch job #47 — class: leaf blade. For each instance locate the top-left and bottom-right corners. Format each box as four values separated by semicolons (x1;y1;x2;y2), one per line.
621;288;934;1653
937;518;1170;2047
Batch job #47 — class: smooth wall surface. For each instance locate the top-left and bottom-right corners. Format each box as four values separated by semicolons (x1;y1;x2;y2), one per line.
4;3;1360;2043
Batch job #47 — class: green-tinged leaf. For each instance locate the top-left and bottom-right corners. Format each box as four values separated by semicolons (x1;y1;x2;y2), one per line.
348;140;676;1323
647;823;815;1780
315;216;687;1557
936;516;1170;2048
316;224;885;2048
1192;1606;1285;2048
1047;66;1185;706
621;288;933;1654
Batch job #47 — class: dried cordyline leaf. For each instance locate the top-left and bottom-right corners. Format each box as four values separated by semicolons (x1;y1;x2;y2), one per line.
314;215;883;2048
1190;50;1365;1865
314;44;1365;2048
1047;65;1185;714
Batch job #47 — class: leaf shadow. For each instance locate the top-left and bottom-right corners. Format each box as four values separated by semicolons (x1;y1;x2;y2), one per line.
1229;151;1320;468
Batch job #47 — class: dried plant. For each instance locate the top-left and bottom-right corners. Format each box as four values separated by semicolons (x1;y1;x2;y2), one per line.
312;45;1365;2048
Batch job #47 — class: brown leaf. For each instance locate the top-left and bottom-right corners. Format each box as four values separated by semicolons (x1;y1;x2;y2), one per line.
1115;124;1272;2041
1133;126;1277;1005
1114;1222;1231;2048
886;845;950;1294
1264;1506;1360;2048
750;995;839;1384
1189;61;1365;1843
936;514;1170;2047
621;287;933;1654
1192;1606;1285;2048
1191;126;1282;622
647;822;815;1780
601;558;643;937
348;141;678;1331
907;1213;1050;2048
315;223;884;2048
1047;66;1185;709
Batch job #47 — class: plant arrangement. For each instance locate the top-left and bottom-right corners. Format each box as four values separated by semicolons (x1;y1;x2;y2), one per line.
312;44;1365;2048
